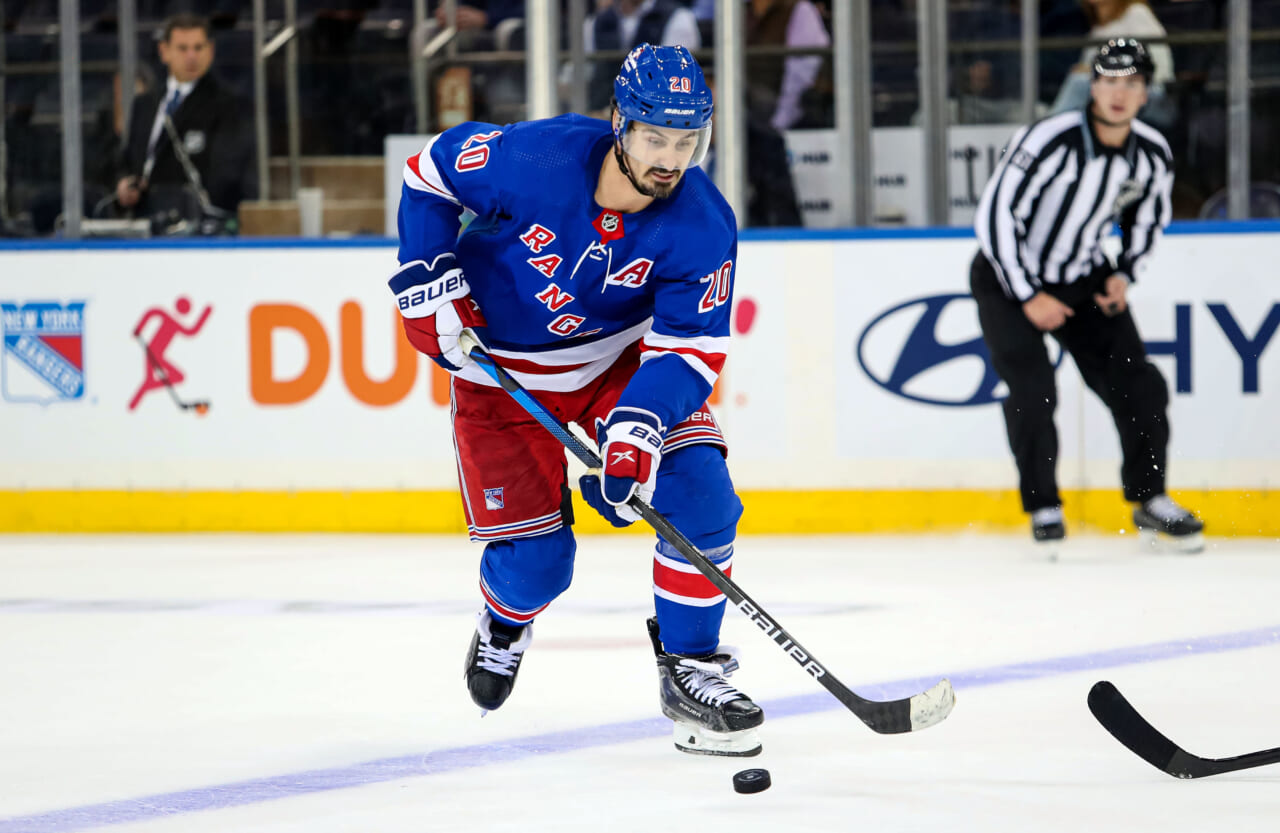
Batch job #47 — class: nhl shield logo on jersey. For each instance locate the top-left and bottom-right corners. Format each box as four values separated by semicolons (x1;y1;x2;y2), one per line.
483;487;505;510
1;301;86;404
593;209;625;244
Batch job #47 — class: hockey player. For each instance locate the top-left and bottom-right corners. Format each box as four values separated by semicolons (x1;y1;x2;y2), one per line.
389;44;764;756
971;38;1203;554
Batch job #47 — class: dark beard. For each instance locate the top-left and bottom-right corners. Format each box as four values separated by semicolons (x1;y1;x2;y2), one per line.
633;173;678;199
614;144;679;199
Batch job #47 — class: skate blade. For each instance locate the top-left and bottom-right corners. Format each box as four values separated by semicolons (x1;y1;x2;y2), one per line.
1172;532;1206;554
672;724;762;757
1137;528;1205;554
1032;538;1064;562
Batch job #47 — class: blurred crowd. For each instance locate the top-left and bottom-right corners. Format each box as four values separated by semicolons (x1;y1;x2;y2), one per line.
2;0;1278;235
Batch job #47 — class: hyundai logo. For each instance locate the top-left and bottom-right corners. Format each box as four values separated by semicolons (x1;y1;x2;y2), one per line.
856;293;1061;407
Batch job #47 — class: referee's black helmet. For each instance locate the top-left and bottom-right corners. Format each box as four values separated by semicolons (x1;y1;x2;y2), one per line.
1093;38;1155;83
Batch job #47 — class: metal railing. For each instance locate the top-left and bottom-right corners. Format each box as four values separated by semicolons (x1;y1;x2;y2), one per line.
57;0;82;237
7;0;1270;236
253;0;301;201
0;0;8;225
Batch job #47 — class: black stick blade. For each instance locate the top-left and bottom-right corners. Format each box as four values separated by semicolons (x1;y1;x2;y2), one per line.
1088;681;1183;776
1090;681;1280;778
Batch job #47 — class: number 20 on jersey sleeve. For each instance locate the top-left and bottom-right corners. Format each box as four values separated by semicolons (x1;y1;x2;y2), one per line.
699;261;732;313
454;130;502;172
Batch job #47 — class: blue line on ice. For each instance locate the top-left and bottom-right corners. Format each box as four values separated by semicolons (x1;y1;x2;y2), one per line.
2;624;1278;832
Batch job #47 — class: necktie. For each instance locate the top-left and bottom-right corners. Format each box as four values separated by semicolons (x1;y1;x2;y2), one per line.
145;89;184;173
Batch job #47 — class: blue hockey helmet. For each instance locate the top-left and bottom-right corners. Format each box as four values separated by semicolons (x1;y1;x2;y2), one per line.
613;43;714;169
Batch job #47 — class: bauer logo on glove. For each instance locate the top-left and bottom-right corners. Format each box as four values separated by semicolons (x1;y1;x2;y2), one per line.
397;271;467;312
388;253;488;373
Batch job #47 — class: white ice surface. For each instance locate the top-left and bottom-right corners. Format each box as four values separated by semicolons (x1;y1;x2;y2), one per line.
1;532;1279;832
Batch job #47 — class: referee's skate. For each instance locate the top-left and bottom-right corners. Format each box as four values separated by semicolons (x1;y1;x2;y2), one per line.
1133;494;1205;553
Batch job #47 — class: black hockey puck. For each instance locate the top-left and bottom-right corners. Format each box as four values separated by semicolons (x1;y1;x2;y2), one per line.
732;768;771;794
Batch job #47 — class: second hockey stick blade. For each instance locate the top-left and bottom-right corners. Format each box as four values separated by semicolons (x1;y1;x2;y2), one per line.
459;332;955;734
1088;680;1280;778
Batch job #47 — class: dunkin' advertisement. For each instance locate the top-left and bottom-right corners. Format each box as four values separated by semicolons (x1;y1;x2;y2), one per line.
1;229;1277;494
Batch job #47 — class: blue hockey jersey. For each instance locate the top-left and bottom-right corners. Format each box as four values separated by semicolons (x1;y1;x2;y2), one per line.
396;114;738;432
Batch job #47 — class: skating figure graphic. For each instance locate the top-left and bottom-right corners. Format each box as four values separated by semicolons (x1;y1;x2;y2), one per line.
129;296;212;412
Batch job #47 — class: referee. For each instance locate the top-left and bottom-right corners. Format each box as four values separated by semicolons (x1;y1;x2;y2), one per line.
970;38;1203;553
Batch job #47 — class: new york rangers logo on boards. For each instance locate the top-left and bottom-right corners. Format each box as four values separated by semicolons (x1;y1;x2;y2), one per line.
1;301;86;404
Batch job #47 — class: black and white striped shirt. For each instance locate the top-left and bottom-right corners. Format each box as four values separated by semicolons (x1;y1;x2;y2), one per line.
975;109;1174;302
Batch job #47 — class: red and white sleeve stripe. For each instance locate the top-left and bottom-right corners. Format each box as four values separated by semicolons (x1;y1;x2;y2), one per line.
403;136;460;206
639;332;729;387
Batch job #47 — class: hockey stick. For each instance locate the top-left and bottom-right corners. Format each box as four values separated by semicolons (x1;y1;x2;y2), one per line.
1088;680;1280;778
458;332;954;734
135;334;210;415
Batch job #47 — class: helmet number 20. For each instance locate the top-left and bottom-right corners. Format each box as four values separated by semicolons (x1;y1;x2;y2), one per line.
668;77;692;93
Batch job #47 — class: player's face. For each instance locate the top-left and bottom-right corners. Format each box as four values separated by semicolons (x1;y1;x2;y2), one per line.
631;158;686;199
160;27;214;84
617;121;711;198
1090;74;1147;125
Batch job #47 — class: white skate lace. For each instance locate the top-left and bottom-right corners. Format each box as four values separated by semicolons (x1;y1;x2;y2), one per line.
473;613;531;677
1144;495;1190;523
476;640;524;676
675;657;746;707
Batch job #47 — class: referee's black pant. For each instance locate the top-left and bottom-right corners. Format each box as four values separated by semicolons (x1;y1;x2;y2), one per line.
969;252;1170;513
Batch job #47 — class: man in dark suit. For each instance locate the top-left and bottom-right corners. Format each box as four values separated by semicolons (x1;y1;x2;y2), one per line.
115;14;255;220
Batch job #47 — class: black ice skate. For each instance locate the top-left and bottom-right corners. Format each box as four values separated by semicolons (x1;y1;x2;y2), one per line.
646;616;764;757
1133;495;1204;554
463;609;532;714
1030;506;1065;560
